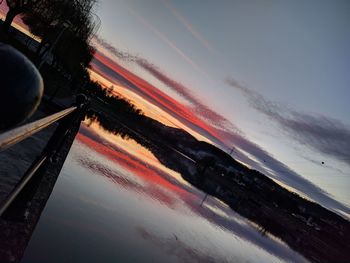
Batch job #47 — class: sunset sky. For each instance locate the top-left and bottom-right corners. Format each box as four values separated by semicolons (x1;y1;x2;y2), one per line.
1;0;349;217
91;0;350;216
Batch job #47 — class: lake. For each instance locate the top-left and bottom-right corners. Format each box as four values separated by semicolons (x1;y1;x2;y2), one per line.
21;123;308;263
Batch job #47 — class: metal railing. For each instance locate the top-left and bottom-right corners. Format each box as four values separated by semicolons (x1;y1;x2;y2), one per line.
0;43;90;220
0;101;87;218
0;106;77;151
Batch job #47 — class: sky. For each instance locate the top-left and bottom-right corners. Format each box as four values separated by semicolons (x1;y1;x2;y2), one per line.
90;0;350;217
1;0;350;217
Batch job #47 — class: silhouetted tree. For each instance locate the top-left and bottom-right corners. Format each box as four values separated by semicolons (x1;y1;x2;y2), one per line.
51;30;95;80
1;0;40;34
85;81;143;117
12;0;99;94
21;0;99;57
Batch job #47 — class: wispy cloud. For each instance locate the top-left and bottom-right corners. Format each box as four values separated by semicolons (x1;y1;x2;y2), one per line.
226;78;350;167
160;0;217;54
126;6;212;81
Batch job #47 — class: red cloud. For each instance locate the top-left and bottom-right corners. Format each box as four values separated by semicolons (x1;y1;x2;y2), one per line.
91;51;225;144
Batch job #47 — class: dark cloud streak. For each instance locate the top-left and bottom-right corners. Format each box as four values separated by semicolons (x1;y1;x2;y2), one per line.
95;37;232;130
226;78;350;167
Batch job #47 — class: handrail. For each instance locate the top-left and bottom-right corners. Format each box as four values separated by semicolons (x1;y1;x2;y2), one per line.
0;106;77;152
0;102;87;219
0;156;47;217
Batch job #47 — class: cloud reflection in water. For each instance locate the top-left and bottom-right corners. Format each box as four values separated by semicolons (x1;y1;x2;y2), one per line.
75;124;308;263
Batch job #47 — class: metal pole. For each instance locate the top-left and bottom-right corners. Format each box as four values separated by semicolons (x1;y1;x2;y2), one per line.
0;156;47;217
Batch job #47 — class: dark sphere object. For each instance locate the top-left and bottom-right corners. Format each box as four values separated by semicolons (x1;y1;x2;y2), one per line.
0;43;43;130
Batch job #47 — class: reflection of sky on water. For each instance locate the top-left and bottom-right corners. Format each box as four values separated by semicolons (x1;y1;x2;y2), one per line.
22;124;308;263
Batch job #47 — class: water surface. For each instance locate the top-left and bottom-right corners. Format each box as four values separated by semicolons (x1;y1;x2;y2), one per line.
21;124;307;263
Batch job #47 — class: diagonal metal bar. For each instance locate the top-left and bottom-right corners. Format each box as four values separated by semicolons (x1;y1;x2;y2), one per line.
0;155;47;217
0;106;77;152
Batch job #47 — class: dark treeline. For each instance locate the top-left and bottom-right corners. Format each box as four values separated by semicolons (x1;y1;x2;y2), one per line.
84;81;145;140
85;81;142;116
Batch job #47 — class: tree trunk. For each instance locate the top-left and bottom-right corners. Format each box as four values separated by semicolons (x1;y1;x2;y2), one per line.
1;8;19;35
